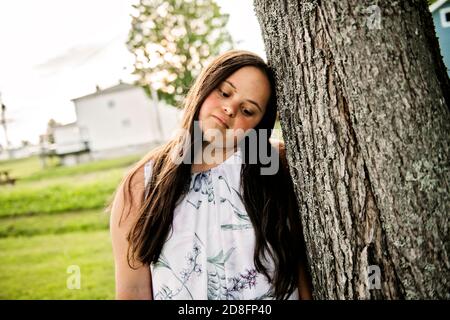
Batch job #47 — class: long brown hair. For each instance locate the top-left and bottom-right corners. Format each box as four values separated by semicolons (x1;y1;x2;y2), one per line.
109;50;306;299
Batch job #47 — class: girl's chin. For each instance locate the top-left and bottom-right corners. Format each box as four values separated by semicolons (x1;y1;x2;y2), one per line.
202;132;237;148
199;119;225;131
203;141;237;150
201;124;228;136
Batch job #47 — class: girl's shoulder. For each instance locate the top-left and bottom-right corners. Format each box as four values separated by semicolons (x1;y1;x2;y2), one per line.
123;151;159;201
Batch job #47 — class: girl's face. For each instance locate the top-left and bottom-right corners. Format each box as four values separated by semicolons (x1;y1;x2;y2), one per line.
198;66;271;148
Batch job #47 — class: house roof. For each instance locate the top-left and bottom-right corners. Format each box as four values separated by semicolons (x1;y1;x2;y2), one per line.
71;82;138;102
54;122;77;129
430;0;449;13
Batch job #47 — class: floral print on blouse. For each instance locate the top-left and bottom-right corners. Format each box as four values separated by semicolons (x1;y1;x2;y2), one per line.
144;148;299;300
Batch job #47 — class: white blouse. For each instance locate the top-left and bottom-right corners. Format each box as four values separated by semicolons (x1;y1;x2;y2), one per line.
144;148;299;300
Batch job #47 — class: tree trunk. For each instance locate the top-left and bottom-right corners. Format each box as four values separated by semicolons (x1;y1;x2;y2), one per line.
254;0;449;299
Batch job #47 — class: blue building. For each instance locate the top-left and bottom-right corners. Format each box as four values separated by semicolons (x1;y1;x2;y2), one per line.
431;0;450;76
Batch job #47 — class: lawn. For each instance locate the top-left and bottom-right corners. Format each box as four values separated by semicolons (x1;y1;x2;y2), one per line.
0;229;114;299
0;153;144;299
0;169;123;218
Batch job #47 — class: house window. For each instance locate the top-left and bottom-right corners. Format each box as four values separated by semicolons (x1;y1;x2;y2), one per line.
440;7;450;28
122;119;131;127
108;100;115;108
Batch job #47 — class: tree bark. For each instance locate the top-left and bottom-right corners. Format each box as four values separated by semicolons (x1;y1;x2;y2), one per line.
254;0;449;299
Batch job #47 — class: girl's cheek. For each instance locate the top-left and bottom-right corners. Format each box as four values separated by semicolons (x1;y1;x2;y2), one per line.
238;118;260;131
201;96;218;114
237;118;253;128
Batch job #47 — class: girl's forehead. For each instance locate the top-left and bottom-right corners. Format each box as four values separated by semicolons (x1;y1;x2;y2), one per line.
226;66;268;84
223;66;271;108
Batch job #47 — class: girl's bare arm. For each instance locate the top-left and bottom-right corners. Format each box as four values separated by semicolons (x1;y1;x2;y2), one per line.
298;261;313;300
110;166;153;300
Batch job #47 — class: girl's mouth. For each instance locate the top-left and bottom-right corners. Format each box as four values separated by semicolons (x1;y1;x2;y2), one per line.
212;115;229;128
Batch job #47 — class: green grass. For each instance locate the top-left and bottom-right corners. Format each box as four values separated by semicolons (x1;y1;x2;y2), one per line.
0;155;141;218
0;155;60;180
0;230;115;299
21;154;141;182
0;209;110;238
0;154;141;182
0;153;147;299
0;171;122;218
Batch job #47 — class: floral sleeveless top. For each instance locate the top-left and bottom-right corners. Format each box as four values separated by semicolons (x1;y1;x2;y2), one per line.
144;148;299;300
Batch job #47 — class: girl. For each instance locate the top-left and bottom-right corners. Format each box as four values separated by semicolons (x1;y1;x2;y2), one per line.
109;50;312;300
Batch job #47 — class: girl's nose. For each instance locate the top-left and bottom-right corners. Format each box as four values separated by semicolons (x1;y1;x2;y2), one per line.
223;102;237;118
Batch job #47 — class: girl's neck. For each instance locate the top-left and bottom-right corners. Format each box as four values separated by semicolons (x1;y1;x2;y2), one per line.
191;143;237;173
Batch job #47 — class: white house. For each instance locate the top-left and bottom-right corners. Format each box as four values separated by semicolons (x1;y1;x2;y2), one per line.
52;122;91;166
56;82;181;163
430;0;450;76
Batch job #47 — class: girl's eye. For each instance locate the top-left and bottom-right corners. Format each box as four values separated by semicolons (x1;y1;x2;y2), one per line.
218;89;230;98
242;109;254;116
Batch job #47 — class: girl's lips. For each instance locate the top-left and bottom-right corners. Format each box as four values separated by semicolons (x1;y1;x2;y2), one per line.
212;115;229;128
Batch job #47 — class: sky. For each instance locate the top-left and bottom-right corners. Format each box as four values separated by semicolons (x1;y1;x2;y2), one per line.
0;0;265;148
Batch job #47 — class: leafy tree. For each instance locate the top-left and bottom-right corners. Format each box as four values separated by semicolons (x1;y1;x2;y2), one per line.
127;0;234;107
46;119;61;144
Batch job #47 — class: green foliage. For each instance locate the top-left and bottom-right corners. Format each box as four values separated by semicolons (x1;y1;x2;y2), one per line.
45;118;62;144
127;0;234;107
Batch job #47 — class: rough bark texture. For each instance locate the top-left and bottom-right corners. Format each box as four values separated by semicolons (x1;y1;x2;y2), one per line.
254;0;449;299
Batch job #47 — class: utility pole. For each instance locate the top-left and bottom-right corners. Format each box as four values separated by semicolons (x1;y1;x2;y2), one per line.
0;92;12;159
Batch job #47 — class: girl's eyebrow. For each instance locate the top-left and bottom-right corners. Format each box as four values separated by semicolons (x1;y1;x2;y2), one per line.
224;80;262;112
